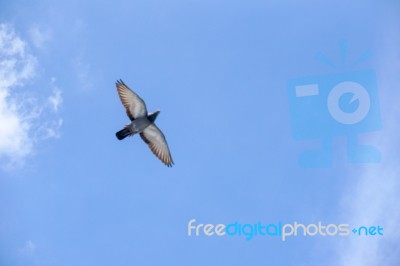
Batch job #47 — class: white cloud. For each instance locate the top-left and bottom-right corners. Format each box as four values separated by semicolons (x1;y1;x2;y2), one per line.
332;7;400;266
0;23;63;168
0;90;32;160
336;160;400;266
48;77;63;112
0;25;37;89
28;25;52;50
34;117;63;141
20;240;36;256
73;55;94;91
69;19;95;91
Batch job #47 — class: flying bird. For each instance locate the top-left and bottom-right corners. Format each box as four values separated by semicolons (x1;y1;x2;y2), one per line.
115;79;174;167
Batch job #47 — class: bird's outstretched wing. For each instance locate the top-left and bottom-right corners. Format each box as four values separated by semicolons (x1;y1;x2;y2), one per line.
116;79;147;121
140;124;174;167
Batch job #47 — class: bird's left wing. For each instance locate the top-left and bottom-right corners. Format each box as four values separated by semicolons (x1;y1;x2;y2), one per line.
140;124;174;167
116;79;147;120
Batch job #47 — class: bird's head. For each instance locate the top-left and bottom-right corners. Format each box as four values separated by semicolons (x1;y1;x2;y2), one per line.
148;110;160;123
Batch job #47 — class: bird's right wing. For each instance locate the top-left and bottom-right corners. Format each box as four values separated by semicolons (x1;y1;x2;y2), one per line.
140;124;174;167
116;79;147;120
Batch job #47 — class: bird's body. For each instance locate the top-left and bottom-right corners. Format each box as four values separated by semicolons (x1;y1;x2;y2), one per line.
116;112;158;139
115;80;174;167
130;116;151;133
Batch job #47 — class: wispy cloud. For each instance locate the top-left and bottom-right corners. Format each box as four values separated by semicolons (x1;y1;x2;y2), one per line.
0;23;63;168
70;19;95;91
48;77;63;112
0;25;37;89
73;54;94;91
28;25;52;50
336;158;400;266
19;240;36;257
332;7;400;266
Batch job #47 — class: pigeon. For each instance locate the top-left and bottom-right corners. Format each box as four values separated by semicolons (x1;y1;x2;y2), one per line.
115;79;174;167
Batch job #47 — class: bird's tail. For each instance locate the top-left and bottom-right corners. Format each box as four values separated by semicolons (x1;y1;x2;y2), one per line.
116;126;132;140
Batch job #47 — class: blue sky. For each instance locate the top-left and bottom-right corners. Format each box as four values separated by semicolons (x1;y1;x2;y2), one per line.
0;0;399;265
